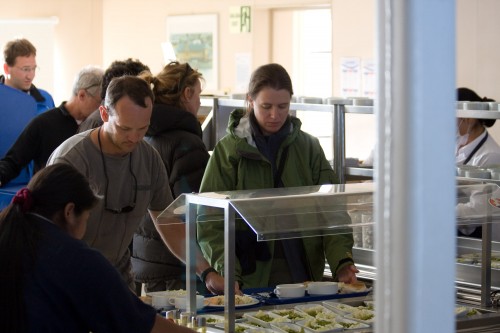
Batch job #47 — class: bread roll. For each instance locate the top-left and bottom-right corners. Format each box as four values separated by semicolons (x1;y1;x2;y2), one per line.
341;281;367;293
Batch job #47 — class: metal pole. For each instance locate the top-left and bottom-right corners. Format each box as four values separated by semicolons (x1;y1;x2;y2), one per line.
375;0;456;332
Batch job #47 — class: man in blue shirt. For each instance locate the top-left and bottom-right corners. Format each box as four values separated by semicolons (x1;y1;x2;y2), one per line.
1;38;55;114
0;65;103;187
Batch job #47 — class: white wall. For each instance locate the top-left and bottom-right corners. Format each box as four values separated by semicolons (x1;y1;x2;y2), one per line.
1;0;499;108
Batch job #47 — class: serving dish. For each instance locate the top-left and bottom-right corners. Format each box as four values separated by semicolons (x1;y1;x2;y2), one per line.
294;304;336;318
270;321;306;333
271;308;314;322
324;301;374;315
215;322;255;333
244;328;276;333
343;308;375;326
243;310;292;327
204;295;260;308
195;314;225;325
296;318;343;333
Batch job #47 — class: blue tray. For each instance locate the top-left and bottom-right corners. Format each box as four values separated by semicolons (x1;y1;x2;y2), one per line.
244;287;372;306
194;287;371;313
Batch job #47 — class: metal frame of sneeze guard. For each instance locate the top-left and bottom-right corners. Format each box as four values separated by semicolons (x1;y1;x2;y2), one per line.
456;181;500;306
156;183;377;333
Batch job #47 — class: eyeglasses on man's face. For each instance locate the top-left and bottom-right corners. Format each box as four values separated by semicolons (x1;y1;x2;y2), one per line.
14;66;38;74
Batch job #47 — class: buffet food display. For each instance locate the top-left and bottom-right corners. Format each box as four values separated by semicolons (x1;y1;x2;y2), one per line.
155;182;500;332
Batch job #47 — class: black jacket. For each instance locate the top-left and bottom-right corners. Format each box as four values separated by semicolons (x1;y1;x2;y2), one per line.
132;103;209;283
0;103;76;185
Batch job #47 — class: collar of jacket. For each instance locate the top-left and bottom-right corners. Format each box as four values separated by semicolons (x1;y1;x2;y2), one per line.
0;74;45;102
229;109;301;161
147;103;202;137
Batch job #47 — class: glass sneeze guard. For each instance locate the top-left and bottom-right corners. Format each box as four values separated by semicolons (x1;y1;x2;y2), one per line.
156;181;500;330
156;183;376;332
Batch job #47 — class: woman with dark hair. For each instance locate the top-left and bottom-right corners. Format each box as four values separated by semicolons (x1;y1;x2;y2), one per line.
456;88;500;239
456;87;500;166
196;63;358;291
0;163;195;333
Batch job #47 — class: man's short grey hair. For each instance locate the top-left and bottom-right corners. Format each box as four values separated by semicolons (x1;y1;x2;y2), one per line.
72;65;104;97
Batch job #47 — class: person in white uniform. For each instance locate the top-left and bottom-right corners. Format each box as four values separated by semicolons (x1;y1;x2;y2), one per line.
455;87;500;239
455;87;500;167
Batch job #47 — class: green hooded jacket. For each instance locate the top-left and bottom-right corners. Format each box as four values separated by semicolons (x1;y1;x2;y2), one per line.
197;109;354;288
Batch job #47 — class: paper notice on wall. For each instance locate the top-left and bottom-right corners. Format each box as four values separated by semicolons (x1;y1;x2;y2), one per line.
235;53;251;93
362;59;376;98
340;57;360;97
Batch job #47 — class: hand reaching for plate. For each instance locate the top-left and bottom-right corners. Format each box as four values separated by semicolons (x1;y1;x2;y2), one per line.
336;264;359;284
204;270;243;295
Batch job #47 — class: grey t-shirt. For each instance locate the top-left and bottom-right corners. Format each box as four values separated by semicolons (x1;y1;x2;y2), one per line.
47;129;171;284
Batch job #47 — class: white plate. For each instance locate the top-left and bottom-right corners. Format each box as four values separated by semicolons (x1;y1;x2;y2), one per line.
271;309;314;322
455;306;469;318
243;310;292;327
296;318;343;333
335;317;370;330
146;289;187;297
244;328;276;333
363;300;374;310
271;322;306;333
215;322;255;333
322;301;359;315
204;295;260;308
196;314;225;325
294;303;336;318
343;309;375;326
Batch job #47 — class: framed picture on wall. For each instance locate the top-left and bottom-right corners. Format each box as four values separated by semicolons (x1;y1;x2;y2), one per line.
166;14;218;93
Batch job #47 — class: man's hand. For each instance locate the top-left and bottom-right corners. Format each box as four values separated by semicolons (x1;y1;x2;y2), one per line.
336;264;359;284
205;271;243;295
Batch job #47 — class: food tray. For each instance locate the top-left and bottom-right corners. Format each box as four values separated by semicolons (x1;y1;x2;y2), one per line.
197;294;263;314
196;314;225;325
271;322;306;333
215;322;255;333
294;304;338;318
244;328;276;333
271;308;314;322
243;310;292;327
334;317;370;330
245;287;371;306
296;318;343;333
342;309;375;326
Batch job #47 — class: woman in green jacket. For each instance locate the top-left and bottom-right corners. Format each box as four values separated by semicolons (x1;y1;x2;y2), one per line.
197;63;358;291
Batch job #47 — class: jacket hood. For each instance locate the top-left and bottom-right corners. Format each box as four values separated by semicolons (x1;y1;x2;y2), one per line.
147;103;202;137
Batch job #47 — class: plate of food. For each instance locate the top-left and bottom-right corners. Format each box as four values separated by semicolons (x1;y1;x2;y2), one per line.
271;308;314;322
322;301;373;316
243;310;291;327
204;294;260;308
215;322;255;333
334;317;370;330
294;304;336;318
343;308;375;326
196;314;225;325
244;328;276;333
271;322;306;333
146;289;187;297
296;318;343;333
338;281;371;294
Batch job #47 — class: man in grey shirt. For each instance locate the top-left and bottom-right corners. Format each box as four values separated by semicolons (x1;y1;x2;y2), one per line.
48;76;169;290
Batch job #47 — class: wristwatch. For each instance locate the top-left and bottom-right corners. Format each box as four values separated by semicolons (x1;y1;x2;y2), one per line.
200;267;217;283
